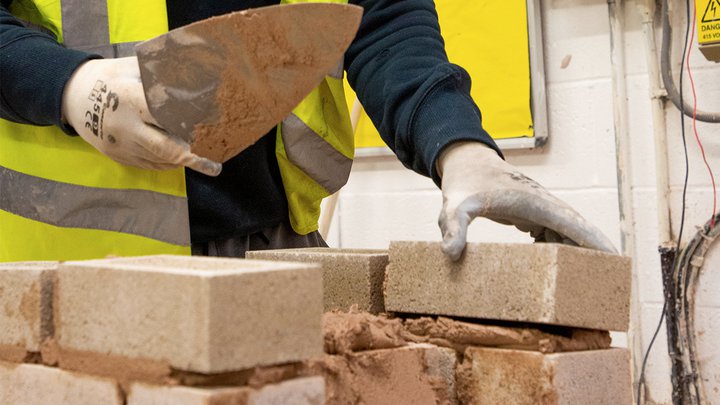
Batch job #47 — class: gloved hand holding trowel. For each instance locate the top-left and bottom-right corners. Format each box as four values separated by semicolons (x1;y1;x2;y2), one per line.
62;3;358;180
62;57;222;177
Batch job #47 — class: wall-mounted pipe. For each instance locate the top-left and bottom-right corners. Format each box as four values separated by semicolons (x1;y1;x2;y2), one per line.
607;1;643;403
637;3;677;400
607;0;636;258
638;0;673;245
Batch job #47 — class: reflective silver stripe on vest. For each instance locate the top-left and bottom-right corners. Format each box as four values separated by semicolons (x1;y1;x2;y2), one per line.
61;0;109;49
281;114;352;194
61;0;137;58
0;166;190;246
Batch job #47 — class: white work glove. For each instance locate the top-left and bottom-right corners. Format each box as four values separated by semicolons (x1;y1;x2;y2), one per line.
62;58;222;176
438;141;617;261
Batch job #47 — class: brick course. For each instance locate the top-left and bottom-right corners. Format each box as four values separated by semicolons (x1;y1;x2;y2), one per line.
55;255;323;373
457;347;632;405
384;242;631;331
247;248;388;313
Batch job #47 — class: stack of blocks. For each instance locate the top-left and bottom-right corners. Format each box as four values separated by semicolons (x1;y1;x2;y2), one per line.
384;242;633;404
0;241;633;404
0;257;326;404
251;242;634;405
248;248;460;404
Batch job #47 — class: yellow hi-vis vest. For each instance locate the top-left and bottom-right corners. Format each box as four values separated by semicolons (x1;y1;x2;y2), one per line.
0;0;354;262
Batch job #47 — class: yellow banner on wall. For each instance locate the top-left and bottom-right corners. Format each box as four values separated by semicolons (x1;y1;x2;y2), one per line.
347;1;534;148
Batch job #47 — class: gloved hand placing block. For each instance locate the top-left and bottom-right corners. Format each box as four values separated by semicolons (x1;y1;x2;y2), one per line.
437;141;617;261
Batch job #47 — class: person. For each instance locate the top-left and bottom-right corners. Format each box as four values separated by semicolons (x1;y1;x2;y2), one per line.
0;0;616;262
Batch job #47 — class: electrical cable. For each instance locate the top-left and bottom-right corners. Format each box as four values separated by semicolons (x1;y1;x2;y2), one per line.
682;4;717;402
663;1;719;403
677;212;720;405
636;0;693;402
637;300;668;405
669;2;693;402
661;0;720;123
671;3;696;401
678;2;718;402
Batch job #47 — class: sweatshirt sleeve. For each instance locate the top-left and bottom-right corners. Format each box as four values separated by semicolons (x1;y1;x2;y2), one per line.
345;0;504;186
0;6;97;132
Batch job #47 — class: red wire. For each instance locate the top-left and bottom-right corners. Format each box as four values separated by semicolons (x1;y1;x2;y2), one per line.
686;9;717;230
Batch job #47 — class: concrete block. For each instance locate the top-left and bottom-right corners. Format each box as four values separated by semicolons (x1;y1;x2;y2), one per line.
306;343;457;404
0;361;121;405
247;248;388;313
127;376;325;405
56;255;323;374
0;261;57;359
384;242;631;331
456;347;632;405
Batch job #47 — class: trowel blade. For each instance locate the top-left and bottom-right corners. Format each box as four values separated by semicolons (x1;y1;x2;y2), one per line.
135;3;362;162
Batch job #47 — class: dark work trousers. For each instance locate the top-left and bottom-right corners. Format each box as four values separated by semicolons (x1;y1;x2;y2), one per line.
191;221;328;258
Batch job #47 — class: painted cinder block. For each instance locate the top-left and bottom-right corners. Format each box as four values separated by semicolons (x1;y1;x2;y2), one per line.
0;361;122;405
247;248;388;313
384;242;631;331
56;255;323;373
456;347;632;405
127;376;325;405
307;343;458;405
0;261;57;359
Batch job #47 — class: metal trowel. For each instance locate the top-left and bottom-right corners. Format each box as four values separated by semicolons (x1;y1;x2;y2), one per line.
135;3;362;163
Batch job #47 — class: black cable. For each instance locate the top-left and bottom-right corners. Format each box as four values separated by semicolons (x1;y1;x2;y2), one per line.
666;1;689;396
677;1;702;401
636;0;693;402
670;1;693;402
637;300;668;404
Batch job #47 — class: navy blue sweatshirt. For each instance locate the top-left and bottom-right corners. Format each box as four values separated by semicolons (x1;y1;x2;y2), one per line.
0;0;502;243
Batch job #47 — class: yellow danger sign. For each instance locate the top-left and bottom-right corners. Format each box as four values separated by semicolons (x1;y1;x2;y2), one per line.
698;0;720;44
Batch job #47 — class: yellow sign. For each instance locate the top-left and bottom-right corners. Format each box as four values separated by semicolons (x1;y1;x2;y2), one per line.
698;0;720;45
347;2;534;149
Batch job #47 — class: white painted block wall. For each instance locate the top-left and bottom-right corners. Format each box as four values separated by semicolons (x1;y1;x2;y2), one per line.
325;1;720;404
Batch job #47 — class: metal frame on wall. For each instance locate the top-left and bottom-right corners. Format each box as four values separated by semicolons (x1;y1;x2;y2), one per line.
498;0;548;150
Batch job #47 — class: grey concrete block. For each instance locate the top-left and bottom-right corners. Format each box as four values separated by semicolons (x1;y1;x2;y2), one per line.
0;361;122;405
247;248;388;313
127;376;325;405
384;242;631;331
0;262;57;357
457;347;632;405
56;255;323;373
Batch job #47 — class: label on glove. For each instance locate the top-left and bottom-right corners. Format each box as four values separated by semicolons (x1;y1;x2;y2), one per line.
85;80;119;142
